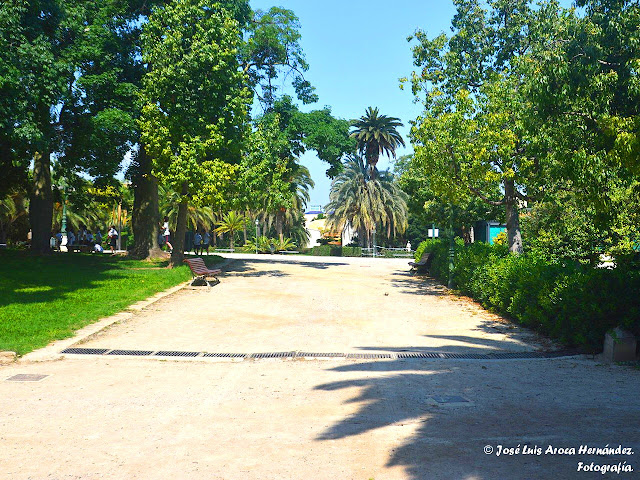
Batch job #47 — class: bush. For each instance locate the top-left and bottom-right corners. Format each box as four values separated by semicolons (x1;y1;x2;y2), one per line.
342;246;362;257
415;238;640;351
312;245;361;257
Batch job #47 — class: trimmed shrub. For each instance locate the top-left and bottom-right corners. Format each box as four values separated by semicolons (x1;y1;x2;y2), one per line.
342;246;362;257
415;238;640;351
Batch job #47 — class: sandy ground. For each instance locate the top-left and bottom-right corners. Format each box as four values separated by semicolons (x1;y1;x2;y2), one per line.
1;254;638;480
79;255;554;354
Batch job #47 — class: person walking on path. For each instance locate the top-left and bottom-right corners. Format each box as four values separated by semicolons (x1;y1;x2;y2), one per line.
202;230;211;255
162;217;173;253
108;225;118;254
194;230;202;255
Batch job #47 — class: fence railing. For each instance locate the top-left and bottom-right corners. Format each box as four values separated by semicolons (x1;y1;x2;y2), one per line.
361;247;414;258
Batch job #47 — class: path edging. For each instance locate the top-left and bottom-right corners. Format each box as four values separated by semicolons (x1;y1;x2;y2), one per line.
19;258;233;364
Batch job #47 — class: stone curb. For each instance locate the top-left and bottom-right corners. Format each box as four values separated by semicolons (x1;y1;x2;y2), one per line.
18;258;233;364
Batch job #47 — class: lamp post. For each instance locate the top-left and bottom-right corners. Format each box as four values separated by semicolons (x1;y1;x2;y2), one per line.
59;178;69;251
255;218;259;254
372;225;376;258
448;216;455;289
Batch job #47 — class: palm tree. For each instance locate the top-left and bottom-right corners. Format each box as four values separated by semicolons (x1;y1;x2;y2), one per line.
215;211;245;250
159;186;217;232
326;155;408;247
0;193;28;244
350;107;405;180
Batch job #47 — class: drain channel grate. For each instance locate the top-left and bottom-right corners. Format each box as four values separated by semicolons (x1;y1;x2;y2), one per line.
155;351;200;357
59;348;573;360
62;348;109;355
202;353;246;358
107;349;153;356
346;353;392;359
297;352;345;358
250;352;295;359
397;352;441;359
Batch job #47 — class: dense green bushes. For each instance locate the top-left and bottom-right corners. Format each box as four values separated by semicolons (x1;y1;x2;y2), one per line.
312;245;362;256
415;239;640;351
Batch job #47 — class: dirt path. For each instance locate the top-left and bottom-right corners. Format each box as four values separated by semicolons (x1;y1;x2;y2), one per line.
79;255;553;354
1;254;638;479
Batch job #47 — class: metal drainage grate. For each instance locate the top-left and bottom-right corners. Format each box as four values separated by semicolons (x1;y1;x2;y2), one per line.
155;351;200;357
6;374;49;382
202;352;246;358
61;348;109;355
297;352;345;358
397;352;442;359
249;352;295;359
346;353;392;359
107;349;153;356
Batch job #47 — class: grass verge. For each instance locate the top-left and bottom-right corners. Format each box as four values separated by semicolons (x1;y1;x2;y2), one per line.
0;250;222;355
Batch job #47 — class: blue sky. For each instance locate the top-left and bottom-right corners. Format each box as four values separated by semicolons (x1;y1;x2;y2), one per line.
249;0;459;209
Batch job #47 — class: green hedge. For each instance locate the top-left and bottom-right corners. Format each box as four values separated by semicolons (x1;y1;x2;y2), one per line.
312;245;362;257
415;239;640;351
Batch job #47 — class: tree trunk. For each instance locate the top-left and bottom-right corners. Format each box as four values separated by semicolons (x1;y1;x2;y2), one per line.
504;179;523;254
132;146;164;259
29;149;53;254
242;223;247;245
170;182;189;267
276;210;284;243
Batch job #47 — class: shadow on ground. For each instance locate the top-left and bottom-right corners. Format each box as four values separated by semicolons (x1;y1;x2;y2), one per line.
389;271;448;296
313;358;640;479
222;257;350;277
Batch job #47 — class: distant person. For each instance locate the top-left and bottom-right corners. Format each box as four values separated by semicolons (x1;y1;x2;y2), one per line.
108;225;118;254
202;230;211;255
27;229;32;245
406;241;412;252
93;242;104;254
86;230;93;244
49;233;57;251
67;229;76;246
162;217;173;253
194;230;202;255
55;230;63;247
95;230;102;246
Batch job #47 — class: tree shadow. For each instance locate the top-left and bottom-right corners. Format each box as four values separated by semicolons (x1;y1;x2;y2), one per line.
223;257;349;273
313;358;640;479
388;270;448;296
0;250;138;307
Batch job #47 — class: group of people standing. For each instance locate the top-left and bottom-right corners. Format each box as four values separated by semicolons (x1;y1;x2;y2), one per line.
160;217;213;255
50;224;120;254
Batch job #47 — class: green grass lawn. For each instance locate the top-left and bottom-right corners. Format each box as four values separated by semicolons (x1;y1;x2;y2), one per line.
0;250;222;355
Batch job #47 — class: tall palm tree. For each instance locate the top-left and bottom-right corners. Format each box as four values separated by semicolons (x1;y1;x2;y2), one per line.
159;185;216;231
215;211;245;250
326;155;408;247
350;107;405;180
0;193;28;244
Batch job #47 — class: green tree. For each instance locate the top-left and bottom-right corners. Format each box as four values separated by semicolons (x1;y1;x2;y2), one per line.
522;0;640;257
215;211;245;250
395;154;503;244
242;7;317;108
406;0;540;254
139;0;251;266
350;107;405;180
326;155;408;247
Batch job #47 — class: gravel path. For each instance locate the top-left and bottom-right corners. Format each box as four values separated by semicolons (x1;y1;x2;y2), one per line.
79;254;554;354
1;254;637;479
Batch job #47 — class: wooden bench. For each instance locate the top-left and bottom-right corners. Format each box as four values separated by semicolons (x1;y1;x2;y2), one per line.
408;252;434;274
184;257;222;286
